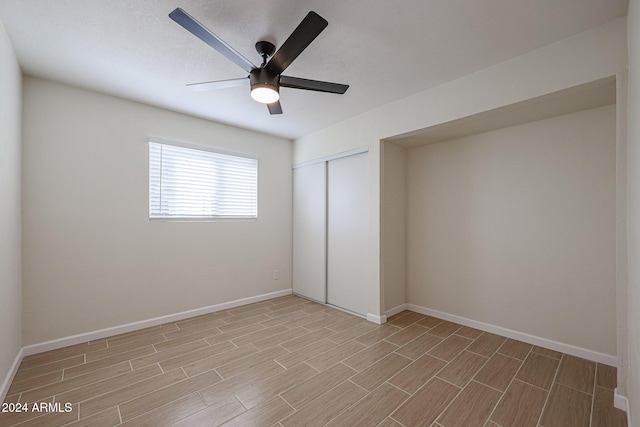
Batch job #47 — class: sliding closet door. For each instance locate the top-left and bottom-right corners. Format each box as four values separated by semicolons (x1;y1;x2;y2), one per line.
292;162;327;303
327;152;369;316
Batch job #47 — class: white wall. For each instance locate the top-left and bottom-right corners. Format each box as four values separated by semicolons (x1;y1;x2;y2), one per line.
382;142;407;312
22;77;292;345
294;17;626;324
626;0;640;422
406;106;616;356
0;19;22;398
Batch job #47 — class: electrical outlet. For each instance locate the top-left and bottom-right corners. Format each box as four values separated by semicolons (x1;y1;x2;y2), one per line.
273;269;280;280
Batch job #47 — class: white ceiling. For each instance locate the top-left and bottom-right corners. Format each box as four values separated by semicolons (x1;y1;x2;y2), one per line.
0;0;629;140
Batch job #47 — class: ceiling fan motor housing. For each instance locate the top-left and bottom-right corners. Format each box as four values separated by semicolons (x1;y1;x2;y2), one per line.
250;68;280;92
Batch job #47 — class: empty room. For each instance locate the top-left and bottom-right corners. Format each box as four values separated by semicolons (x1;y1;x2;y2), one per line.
1;1;639;426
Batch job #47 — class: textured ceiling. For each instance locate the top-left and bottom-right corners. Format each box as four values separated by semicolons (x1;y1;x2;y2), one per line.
0;0;629;139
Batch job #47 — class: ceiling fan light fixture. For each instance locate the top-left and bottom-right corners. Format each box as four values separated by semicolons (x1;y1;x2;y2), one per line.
251;84;280;104
250;68;280;104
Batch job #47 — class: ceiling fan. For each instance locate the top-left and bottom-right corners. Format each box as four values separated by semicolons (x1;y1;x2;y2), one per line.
169;8;349;115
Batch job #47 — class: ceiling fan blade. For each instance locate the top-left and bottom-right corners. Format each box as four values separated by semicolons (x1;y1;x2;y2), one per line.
169;8;256;73
280;75;348;94
267;101;283;115
266;11;328;74
186;77;249;92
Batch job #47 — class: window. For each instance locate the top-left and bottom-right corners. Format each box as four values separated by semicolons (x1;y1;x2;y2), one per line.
149;139;258;219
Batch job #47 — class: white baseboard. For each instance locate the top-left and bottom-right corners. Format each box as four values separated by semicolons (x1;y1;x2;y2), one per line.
406;304;617;367
1;347;24;403
22;289;292;357
385;304;408;318
614;388;631;426
614;387;628;412
367;313;388;324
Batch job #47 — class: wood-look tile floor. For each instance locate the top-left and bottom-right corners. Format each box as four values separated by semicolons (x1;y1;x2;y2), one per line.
0;295;628;427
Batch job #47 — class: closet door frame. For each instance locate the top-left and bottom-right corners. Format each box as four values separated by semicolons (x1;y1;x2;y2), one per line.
292;147;369;311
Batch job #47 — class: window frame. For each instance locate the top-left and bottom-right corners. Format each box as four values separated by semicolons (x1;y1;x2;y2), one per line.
148;137;258;221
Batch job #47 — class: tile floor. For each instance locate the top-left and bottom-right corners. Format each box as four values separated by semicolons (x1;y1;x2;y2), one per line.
0;295;628;427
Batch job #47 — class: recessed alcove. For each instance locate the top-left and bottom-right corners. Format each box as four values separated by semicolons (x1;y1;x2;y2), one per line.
382;76;617;356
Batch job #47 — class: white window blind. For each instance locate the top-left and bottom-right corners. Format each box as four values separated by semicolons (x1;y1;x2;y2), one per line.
149;139;258;219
